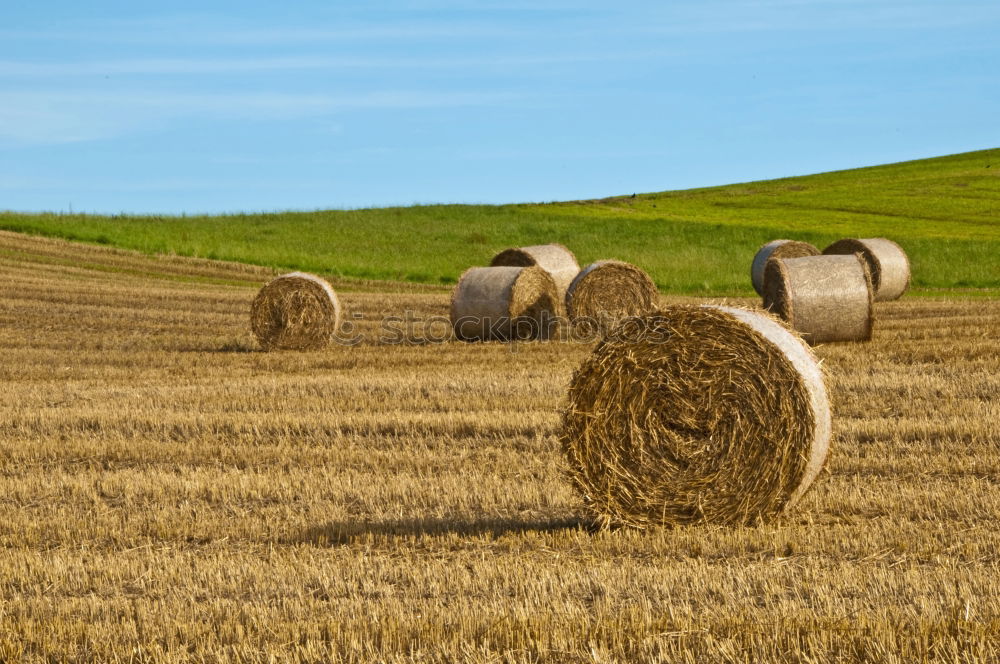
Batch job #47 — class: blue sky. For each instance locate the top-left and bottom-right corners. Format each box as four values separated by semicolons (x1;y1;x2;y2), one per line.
2;0;998;214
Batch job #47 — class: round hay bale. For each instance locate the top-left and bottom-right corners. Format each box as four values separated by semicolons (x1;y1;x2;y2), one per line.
762;254;873;344
490;244;580;304
559;305;831;528
250;272;341;351
750;239;820;295
450;266;559;341
822;237;910;301
565;260;658;335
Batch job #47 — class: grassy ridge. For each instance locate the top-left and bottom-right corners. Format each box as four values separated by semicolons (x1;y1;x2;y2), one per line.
2;148;998;294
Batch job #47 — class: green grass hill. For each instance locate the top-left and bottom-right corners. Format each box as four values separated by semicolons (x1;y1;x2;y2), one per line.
2;148;998;295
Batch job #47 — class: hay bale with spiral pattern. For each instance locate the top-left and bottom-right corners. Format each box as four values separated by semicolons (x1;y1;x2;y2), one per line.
450;266;559;341
822;237;910;301
565;260;658;335
762;254;873;344
750;239;820;295
490;244;580;305
251;272;341;351
559;305;831;528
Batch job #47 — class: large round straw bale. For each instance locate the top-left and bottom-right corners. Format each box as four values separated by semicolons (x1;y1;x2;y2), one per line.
560;305;831;528
762;254;873;344
450;266;559;341
565;260;659;334
750;239;820;295
822;237;910;301
490;244;580;303
250;272;341;351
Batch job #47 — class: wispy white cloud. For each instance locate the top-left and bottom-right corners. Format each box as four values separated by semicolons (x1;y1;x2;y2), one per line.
0;48;663;77
0;18;541;45
2;2;995;47
1;89;516;110
636;0;1000;34
0;89;518;145
0;174;343;193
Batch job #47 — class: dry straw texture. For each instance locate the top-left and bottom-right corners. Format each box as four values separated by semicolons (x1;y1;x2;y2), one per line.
565;260;659;334
490;243;580;305
560;305;831;529
450;265;559;341
750;239;821;295
250;272;341;351
6;231;1000;661
823;237;910;301
763;254;874;344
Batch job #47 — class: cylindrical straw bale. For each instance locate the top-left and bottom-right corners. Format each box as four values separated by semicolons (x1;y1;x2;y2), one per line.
560;305;831;528
450;266;559;341
762;254;873;344
565;260;658;335
250;272;341;351
750;239;820;295
822;237;910;301
490;244;580;304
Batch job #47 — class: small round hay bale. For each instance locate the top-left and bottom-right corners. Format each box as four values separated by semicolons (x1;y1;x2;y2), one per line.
565;260;658;335
750;239;820;295
490;244;580;304
822;237;910;301
560;305;831;528
762;254;873;344
250;272;341;351
450;266;559;341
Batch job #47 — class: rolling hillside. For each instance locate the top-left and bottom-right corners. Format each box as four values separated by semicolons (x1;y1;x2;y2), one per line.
2;148;997;295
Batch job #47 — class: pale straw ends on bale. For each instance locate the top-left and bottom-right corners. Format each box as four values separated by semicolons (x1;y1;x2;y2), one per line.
250;272;342;351
450;265;559;341
762;254;874;344
490;243;580;308
559;305;831;529
823;237;910;301
750;239;821;295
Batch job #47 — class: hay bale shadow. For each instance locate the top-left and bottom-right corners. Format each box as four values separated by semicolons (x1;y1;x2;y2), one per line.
173;340;262;353
292;515;596;546
216;340;260;353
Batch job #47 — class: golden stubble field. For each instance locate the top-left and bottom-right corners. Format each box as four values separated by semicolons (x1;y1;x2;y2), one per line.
1;231;999;663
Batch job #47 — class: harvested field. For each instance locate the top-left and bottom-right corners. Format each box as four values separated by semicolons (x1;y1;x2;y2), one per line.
1;231;999;662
